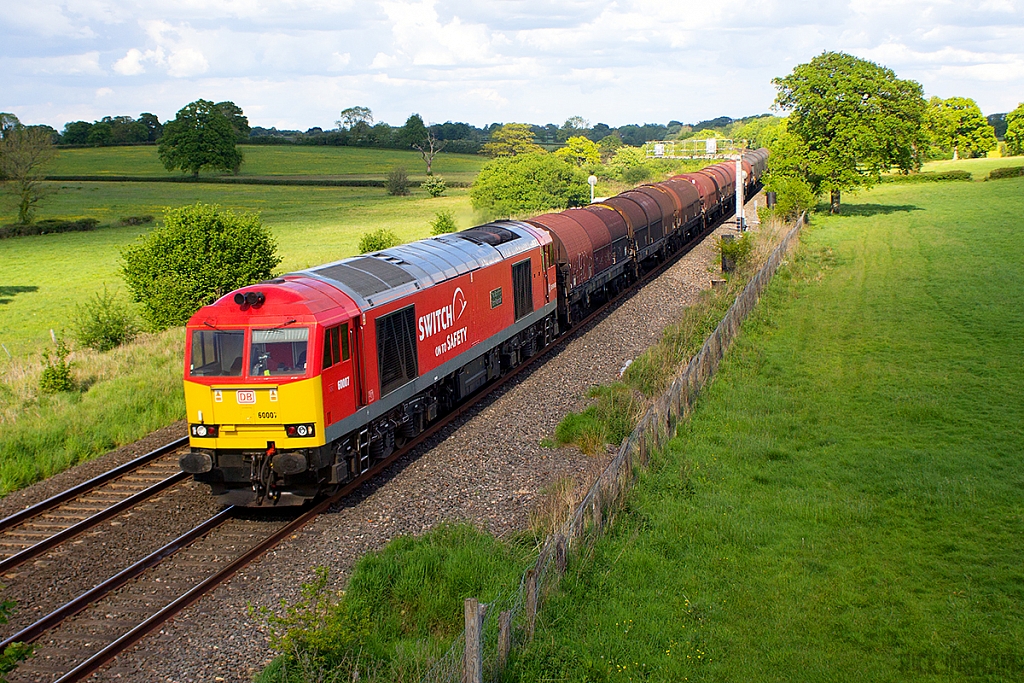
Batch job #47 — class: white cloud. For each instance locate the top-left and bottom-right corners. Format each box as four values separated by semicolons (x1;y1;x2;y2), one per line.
113;48;146;75
95;87;114;97
3;0;1024;129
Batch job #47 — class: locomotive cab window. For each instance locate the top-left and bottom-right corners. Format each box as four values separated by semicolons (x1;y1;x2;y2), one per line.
321;323;350;369
189;330;244;377
512;259;533;321
251;327;309;377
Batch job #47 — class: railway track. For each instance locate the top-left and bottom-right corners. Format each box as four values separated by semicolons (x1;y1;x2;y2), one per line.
0;208;744;682
0;438;189;575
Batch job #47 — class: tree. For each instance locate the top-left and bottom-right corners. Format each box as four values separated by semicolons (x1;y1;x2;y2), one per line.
120;203;280;329
215;101;251;142
481;123;543;157
138;113;163;141
411;125;448;175
1004;103;1024;156
158;100;243;178
554;135;600;167
558;116;590;142
337;106;373;130
61;121;93;145
470;153;589;218
0;125;58;223
925;96;997;160
399;114;428;150
773;51;927;213
87;122;112;146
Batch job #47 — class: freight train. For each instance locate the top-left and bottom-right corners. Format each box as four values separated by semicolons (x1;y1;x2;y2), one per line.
179;149;768;506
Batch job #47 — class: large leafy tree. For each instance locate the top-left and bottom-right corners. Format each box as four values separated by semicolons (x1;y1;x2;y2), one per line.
481;123;543;157
120;203;280;329
1005;103;1024;156
470;153;588;219
925;96;997;160
773;52;927;214
159;100;243;178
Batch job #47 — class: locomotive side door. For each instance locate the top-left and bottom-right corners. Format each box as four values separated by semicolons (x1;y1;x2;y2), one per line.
321;321;357;428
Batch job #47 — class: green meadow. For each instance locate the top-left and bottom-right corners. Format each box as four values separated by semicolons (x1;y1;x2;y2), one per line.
921;153;1024;177
0;181;476;357
505;175;1024;681
47;145;487;182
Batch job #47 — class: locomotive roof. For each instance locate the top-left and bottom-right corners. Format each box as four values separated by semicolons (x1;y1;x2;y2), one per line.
294;221;541;310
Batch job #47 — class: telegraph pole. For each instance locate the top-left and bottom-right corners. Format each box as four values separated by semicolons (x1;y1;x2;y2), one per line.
735;157;746;232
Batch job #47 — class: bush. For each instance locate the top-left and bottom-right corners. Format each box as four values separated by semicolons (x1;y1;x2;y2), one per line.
764;175;816;220
358;228;399;253
429;210;457;235
385;166;409;196
0;218;98;239
73;286;139;351
987;166;1024;180
881;170;972;183
39;336;74;394
118;215;154;226
719;233;755;272
120;203;281;330
421;175;447;197
470;153;589;219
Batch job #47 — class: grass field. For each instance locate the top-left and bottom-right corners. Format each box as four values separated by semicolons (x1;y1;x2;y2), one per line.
921;154;1024;177
505;177;1024;681
0;182;477;357
47;145;488;182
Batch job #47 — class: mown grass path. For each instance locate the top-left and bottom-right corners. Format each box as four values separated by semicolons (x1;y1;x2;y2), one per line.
509;179;1024;682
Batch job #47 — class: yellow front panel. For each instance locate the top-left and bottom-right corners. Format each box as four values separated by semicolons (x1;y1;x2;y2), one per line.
184;376;325;450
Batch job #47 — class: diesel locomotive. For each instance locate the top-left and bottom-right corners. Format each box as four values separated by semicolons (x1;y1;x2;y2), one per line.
179;149;768;506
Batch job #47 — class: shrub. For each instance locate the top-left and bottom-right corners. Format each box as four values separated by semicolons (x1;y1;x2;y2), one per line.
358;228;399;253
385;166;410;196
421;175;447;197
118;215;154;226
430;210;457;235
764;175;816;220
0;218;98;239
881;170;972;183
719;233;755;272
73;286;139;352
39;336;74;394
987;166;1024;180
470;153;589;219
120;203;281;330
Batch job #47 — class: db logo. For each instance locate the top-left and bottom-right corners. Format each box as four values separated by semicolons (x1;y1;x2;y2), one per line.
236;390;256;404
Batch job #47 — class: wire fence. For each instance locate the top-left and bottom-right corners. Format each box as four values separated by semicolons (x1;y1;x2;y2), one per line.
421;213;807;683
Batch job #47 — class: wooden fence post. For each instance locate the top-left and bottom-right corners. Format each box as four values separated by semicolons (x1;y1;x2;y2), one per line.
555;534;567;575
463;598;482;683
497;609;512;671
525;568;538;642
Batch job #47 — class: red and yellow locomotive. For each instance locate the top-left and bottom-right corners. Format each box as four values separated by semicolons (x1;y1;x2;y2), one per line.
180;222;558;506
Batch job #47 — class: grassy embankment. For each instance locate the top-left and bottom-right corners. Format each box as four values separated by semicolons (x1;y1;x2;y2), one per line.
921;154;1024;177
505;176;1024;681
0;146;482;494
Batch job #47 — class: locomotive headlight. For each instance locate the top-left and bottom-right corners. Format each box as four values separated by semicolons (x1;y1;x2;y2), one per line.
196;425;208;437
190;424;218;438
285;423;315;438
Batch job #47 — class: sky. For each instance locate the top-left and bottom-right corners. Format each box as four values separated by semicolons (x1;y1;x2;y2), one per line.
2;0;1023;132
